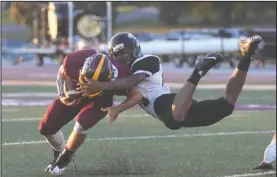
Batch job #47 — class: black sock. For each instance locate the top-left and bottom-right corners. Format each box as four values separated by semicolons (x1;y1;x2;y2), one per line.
65;147;75;154
187;68;201;85
53;150;61;159
52;150;61;163
237;54;252;72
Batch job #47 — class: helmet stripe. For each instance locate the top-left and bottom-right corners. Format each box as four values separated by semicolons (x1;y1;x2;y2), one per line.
92;54;105;80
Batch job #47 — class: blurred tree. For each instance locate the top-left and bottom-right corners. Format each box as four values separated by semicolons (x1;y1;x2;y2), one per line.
120;2;161;7
9;2;46;26
244;2;276;23
212;2;235;27
190;2;214;25
159;2;183;25
230;2;246;24
213;2;276;27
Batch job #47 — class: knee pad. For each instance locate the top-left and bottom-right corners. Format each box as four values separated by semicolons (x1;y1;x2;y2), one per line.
74;122;88;135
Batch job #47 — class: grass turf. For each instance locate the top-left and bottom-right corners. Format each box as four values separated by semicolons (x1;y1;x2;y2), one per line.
2;86;276;177
2;85;276;105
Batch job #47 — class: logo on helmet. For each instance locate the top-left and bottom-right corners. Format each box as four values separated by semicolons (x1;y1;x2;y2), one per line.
128;33;134;39
113;43;124;52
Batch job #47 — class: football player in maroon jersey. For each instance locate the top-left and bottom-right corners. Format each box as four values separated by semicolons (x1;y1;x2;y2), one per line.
38;50;135;175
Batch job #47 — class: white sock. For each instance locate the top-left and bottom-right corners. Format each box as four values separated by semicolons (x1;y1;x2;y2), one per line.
44;130;65;152
263;137;276;164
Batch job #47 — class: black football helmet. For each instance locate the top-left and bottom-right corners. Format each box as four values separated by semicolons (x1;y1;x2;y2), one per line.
108;32;142;66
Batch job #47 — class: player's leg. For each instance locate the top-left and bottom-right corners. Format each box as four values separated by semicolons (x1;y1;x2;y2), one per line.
223;35;262;105
172;35;262;123
50;96;112;175
153;93;227;129
38;98;81;170
253;133;276;170
180;36;263;127
154;93;182;130
66;103;109;153
67;96;112;153
180;97;234;127
172;53;224;122
155;95;233;129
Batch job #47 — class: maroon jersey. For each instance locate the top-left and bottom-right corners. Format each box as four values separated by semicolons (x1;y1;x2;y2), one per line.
61;49;131;96
63;49;97;82
40;51;131;135
108;58;132;96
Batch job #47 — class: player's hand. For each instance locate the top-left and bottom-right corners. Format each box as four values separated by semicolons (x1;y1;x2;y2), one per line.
76;77;103;96
101;106;120;124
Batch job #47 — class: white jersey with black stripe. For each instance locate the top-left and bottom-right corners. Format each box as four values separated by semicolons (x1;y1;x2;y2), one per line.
131;55;171;118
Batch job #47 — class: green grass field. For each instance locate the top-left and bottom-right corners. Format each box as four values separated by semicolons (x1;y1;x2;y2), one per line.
2;85;276;177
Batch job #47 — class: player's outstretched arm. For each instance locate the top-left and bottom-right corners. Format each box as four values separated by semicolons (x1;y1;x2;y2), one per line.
77;73;147;95
102;87;143;124
114;87;143;113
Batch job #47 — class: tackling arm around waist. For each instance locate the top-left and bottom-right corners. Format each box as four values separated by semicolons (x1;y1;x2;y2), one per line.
115;87;143;114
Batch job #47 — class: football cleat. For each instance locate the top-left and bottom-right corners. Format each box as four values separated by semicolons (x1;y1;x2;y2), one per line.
49;149;74;175
240;35;262;57
50;166;66;176
45;149;61;172
253;162;274;170
195;52;224;77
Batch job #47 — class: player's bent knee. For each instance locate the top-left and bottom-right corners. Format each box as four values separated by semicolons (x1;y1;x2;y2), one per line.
165;124;182;130
163;119;182;130
172;110;183;122
38;121;58;135
38;123;56;135
220;98;235;117
224;104;234;117
38;116;62;135
38;122;46;135
74;122;88;135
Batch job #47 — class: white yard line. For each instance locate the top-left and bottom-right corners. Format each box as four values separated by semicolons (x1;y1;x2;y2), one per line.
2;130;275;146
222;171;276;177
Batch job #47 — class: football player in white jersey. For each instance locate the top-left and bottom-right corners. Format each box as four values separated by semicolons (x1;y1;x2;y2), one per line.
78;32;262;130
253;133;276;170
